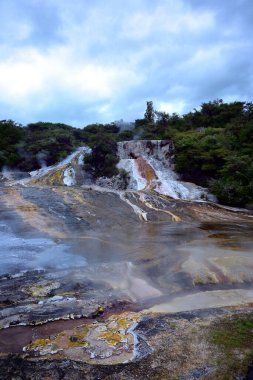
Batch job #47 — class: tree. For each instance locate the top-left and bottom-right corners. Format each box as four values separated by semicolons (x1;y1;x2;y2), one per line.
144;101;155;123
211;156;253;206
155;111;169;127
0;120;24;168
84;132;119;178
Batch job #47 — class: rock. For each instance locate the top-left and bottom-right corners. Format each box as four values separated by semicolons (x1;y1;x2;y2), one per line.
91;306;104;318
95;173;129;190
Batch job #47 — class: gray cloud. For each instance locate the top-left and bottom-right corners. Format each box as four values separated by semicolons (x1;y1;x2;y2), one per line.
0;0;252;126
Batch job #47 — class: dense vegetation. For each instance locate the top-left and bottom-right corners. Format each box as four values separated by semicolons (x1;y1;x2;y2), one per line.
0;98;252;207
0;120;123;174
0;120;24;168
82;124;120;178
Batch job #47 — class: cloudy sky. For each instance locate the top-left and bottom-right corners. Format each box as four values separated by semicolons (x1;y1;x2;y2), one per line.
0;0;252;127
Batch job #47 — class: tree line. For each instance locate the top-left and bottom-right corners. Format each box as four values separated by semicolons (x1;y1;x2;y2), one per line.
0;98;252;207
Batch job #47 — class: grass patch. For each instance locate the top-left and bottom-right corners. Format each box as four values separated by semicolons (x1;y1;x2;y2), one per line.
210;317;253;349
208;314;253;379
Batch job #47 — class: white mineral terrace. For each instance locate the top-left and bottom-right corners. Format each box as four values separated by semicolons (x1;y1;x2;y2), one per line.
117;140;215;201
29;146;91;180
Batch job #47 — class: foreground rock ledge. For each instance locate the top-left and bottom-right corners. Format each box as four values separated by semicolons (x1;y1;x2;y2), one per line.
0;306;253;380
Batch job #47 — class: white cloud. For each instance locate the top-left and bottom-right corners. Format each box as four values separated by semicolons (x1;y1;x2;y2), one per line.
157;100;186;115
188;47;224;66
0;44;143;113
64;64;141;100
0;49;46;101
120;2;214;40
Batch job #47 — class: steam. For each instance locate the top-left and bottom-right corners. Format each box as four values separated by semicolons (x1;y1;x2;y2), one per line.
1;166;14;180
115;119;134;131
36;150;48;168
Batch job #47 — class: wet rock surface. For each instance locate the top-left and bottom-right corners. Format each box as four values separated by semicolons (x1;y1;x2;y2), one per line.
0;183;253;378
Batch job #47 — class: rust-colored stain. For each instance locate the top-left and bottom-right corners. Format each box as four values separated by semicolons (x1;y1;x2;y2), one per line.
136;157;157;189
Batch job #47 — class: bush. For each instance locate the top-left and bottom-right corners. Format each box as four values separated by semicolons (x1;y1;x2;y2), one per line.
0;120;24;169
84;134;119;178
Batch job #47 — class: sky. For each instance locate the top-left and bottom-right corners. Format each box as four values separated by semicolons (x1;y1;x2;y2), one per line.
0;0;252;127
